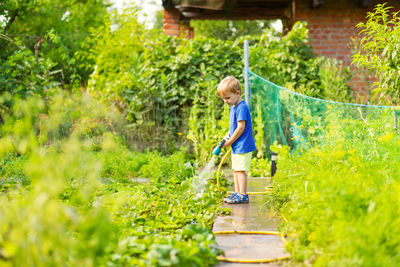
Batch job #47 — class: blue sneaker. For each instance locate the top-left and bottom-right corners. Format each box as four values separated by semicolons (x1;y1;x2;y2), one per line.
224;192;238;203
227;193;249;204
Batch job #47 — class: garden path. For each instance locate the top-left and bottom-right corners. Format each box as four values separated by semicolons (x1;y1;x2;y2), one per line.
213;177;289;266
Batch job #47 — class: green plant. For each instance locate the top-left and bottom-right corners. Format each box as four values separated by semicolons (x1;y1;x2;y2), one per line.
187;79;230;165
250;157;270;178
253;94;266;158
353;3;400;104
265;107;400;265
319;58;352;102
0;44;59;121
248;22;323;98
1;0;110;85
0;153;29;190
0;91;224;266
191;19;272;40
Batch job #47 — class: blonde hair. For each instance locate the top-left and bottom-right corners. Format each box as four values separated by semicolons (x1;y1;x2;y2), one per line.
217;76;241;96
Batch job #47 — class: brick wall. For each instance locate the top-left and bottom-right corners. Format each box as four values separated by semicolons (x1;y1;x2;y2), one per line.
163;7;193;39
295;0;400;99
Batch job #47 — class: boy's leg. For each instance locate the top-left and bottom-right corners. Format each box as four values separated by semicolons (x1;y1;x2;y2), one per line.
223;168;239;203
233;171;239;193
235;171;247;195
227;153;250;203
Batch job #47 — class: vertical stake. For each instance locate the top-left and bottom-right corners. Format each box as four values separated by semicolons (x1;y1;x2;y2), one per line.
394;110;398;133
271;152;278;177
244;39;250;108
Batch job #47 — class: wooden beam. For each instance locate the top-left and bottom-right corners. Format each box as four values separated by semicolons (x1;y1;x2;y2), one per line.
312;0;324;8
361;0;373;7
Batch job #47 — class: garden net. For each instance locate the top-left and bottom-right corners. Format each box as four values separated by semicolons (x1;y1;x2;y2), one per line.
249;70;398;154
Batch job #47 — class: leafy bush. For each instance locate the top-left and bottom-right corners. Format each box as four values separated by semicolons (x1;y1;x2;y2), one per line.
1;0;110;85
248;22;323;97
319;58;352;102
353;4;400;104
88;13;354;156
0;92;223;266
0;45;59;121
0;153;29;189
266;111;400;265
88;10;242;152
191;19;272;40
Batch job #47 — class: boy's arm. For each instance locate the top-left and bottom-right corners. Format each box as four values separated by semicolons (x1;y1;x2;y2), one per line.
223;131;230;140
223;120;245;147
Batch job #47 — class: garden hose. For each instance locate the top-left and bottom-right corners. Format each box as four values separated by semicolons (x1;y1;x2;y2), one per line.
214;230;290;263
227;191;269;195
215;153;290;264
216;147;231;192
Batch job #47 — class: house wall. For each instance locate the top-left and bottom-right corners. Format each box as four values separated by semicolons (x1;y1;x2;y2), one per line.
294;0;400;99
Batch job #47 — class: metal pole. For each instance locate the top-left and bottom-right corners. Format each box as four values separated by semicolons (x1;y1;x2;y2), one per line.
394;110;398;132
244;39;250;107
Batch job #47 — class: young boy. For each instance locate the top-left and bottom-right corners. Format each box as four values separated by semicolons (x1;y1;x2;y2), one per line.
217;76;256;204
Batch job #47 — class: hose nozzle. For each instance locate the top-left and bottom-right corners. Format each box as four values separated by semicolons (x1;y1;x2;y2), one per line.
212;139;226;156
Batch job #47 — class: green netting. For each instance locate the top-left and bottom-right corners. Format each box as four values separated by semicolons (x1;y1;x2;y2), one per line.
249;70;398;154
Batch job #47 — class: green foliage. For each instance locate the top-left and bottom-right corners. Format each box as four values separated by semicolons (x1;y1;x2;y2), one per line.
153;9;164;30
249;22;323;98
191;20;272;40
88;16;354;156
89;9;242;152
266;108;400;266
111;224;219;266
102;150;222;266
187;80;230;165
319;58;353;102
0;91;223;266
0;153;29;189
250;157;270;178
0;45;59;121
253;95;265;158
87;8;147;104
1;0;110;85
0;95;117;265
353;3;400;104
248;94;270;177
246;21;352;102
0;45;58;95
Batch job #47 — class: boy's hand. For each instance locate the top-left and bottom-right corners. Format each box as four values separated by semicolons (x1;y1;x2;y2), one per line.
224;120;245;148
222;139;230;148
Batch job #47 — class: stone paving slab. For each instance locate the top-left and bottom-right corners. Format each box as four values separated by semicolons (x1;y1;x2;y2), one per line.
215;234;285;267
213;178;290;266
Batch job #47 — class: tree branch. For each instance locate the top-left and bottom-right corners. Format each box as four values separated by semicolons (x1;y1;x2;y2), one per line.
3;10;18;32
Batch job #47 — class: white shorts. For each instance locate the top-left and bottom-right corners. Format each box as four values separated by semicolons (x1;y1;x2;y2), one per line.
231;152;252;172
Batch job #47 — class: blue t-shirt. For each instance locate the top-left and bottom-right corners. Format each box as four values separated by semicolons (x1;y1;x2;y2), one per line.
229;100;257;154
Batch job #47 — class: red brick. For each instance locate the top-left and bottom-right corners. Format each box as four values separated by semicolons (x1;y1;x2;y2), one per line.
163;29;180;36
321;50;338;56
338;49;350;55
164;18;179;24
163;24;180;30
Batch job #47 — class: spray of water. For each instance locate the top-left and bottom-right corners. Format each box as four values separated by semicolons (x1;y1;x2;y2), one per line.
192;155;216;198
